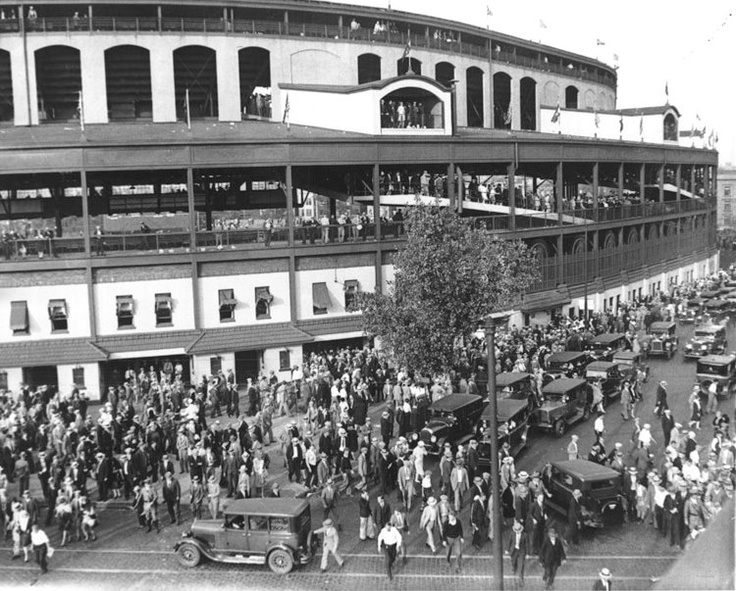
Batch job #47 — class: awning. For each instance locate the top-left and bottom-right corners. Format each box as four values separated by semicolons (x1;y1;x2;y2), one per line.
116;295;134;315
255;286;273;304
187;323;313;355
48;299;67;319
10;301;28;332
520;289;571;313
312;282;332;309
218;289;237;307
155;293;172;310
344;279;360;293
0;338;107;367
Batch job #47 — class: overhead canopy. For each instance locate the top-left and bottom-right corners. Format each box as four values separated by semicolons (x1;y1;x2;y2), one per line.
312;282;332;310
48;299;67;319
10;301;28;332
155;293;172;310
219;289;237;307
344;279;360;293
520;289;570;313
255;286;273;304
116;295;134;315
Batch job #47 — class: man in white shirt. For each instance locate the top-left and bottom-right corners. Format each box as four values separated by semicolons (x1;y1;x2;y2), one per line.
377;521;402;580
30;524;50;574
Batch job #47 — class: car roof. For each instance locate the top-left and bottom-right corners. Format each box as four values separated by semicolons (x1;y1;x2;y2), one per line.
589;333;625;344
224;498;310;517
688;297;705;305
694;325;725;334
431;393;482;412
698;354;736;366
650;321;675;330
547;351;589;362
481;398;527;421
586;361;614;372
612;351;638;360
496;372;532;387
550;459;620;480
542;378;587;394
701;290;721;298
704;299;728;308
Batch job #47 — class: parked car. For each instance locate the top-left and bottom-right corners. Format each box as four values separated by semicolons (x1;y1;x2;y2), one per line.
647;321;679;359
544;351;592;379
584;361;626;404
586;333;627;361
679;297;704;324
683;324;727;359
530;378;592;437
476;398;530;470
724;290;736;311
703;298;730;322
542;460;624;528
175;498;314;574
611;350;649;382
496;372;538;410
411;393;484;455
696;354;736;399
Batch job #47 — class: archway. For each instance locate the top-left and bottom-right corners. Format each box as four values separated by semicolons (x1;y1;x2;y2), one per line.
466;66;484;128
174;45;218;120
380;86;444;129
105;45;152;120
397;57;422;76
493;72;511;129
565;85;578;109
434;62;455;86
239;47;271;118
663;113;678;141
358;53;381;84
602;231;617;250
543;80;559;107
35;45;81;121
0;49;12;122
626;228;639;245
520;76;536;130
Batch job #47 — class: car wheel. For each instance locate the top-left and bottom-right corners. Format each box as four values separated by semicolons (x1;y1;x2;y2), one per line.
268;548;295;575
177;543;202;568
554;420;566;437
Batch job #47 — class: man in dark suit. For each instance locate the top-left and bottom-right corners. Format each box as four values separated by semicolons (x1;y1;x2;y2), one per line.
373;495;392;531
567;488;584;545
527;492;547;555
285;437;303;483
660;409;675;447
506;521;528;585
94;453;111;501
466;439;480;484
593;567;613;591
654;380;668;416
515;484;531;530
162;471;181;526
470;494;486;549
539;527;566;589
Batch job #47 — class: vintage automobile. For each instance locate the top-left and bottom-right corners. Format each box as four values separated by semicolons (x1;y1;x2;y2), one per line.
583;361;627;404
611;350;649;382
411;393;484;455
175;498;314;574
683;324;727;359
703;298;730;322
496;372;538;410
542;460;624;528
544;351;592;379
476;398;530;471
647;321;679;359
678;297;704;324
724;290;736;311
530;378;592;437
586;333;627;361
696;354;736;399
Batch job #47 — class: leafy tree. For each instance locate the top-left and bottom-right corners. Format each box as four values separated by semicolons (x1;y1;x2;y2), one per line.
356;203;539;375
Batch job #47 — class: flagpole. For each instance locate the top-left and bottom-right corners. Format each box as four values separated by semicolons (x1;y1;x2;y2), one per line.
185;88;191;131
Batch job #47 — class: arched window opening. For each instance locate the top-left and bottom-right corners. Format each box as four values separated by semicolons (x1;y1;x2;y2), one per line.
174;45;218;120
396;57;422;76
565;85;578;109
239;47;271;119
493;72;511;129
663;113;678;141
105;45;152;120
520;77;536;130
380;87;443;129
466;67;484;128
358;53;381;84
35;45;81;121
0;50;12;122
434;62;455;87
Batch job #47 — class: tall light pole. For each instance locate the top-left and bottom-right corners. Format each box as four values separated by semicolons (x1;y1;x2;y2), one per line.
485;311;509;591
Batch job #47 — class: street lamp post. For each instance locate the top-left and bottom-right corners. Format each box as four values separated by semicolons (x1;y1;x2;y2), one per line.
485;312;509;591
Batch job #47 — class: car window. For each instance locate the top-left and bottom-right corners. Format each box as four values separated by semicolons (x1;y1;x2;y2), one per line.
590;479;614;490
270;517;290;532
228;515;245;529
249;516;268;531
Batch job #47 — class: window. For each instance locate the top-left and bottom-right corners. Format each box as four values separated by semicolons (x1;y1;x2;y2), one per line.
218;289;236;322
312;282;331;315
155;293;172;326
116;295;134;329
0;371;7;391
663;113;678;141
255;287;273;320
344;279;360;311
248;516;268;531
270;517;290;532
279;350;291;371
10;301;29;336
72;367;85;388
48;299;68;332
210;356;222;376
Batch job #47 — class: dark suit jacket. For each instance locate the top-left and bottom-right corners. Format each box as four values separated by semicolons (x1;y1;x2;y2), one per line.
539;536;566;568
593;579;613;591
507;529;528;556
528;500;547;530
567;497;583;527
163;478;181;503
373;501;392;529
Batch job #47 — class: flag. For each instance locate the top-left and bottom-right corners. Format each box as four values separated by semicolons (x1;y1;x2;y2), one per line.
402;40;411;59
639;114;644;138
77;90;84;132
487;6;493;16
551;102;560;123
504;105;512;126
282;92;290;126
619;115;624;133
594;101;599;129
665;80;669;101
596;38;605;46
185;88;191;130
613;53;619;62
539;19;547;29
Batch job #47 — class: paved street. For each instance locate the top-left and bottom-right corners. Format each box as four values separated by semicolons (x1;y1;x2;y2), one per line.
0;321;732;590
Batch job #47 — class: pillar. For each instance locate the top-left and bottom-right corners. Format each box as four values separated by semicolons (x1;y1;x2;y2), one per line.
690;166;696;198
617;162;624;202
372;164;381;240
510;76;520;130
150;46;176;122
507;162;516;230
658;164;664;203
556;161;564;225
639;163;646;213
447;162;455;207
80;46;108;124
187;167;196;248
456;165;464;213
81;169;91;255
592;162;599;210
285;165;294;246
10;47;33;125
675;164;681;202
216;47;241;121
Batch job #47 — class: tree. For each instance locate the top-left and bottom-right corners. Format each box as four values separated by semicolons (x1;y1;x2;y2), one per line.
356;203;539;375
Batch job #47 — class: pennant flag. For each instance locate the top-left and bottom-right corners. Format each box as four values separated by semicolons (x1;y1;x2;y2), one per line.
185;88;191;130
539;19;547;29
282;92;290;126
619;115;624;133
613;53;619;62
596;38;605;46
504;105;512;126
551;102;561;123
402;40;411;59
665;80;669;100
639;114;644;138
487;6;493;16
77;89;85;132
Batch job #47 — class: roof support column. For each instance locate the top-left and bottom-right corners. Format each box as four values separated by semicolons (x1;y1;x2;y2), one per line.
187;166;196;249
556;161;563;226
691;165;696;198
285;165;295;246
456;165;464;214
373;163;381;241
617;162;624;203
447;162;455;208
592;161;599;211
658;163;664;203
639;163;646;217
676;163;682;203
507;162;516;231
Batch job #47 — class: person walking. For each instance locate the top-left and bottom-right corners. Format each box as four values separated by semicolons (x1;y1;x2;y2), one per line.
314;518;344;572
444;512;464;572
506;520;528;586
567;488;584;545
162;471;181;526
30;524;50;575
377;520;402;580
593;567;613;590
654;381;668;417
419;496;441;554
567;435;580;460
207;475;221;520
539;527;566;590
321;477;341;528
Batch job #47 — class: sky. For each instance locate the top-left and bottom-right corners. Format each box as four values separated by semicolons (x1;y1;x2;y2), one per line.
329;0;736;164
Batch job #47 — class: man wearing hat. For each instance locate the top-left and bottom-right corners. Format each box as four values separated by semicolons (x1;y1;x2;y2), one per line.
313;518;344;572
94;453;111;502
623;466;638;521
654;380;668;417
506;520;528;585
285;436;303;484
467;440;479;484
376;519;402;580
450;458;469;513
661;408;675;448
567;489;584;545
539;527;566;590
162;471;181;526
190;475;205;519
593;567;613;591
